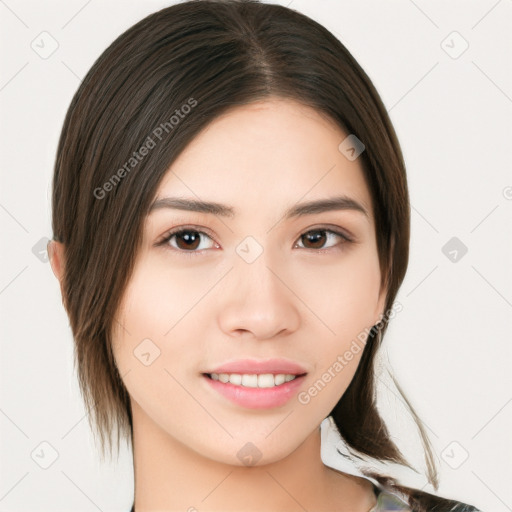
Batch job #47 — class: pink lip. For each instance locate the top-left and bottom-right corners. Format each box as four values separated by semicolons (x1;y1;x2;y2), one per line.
203;373;307;409
206;358;308;375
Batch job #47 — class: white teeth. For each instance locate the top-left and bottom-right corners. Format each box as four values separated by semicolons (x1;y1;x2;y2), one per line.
274;374;285;386
229;373;242;385
242;374;258;387
209;373;299;388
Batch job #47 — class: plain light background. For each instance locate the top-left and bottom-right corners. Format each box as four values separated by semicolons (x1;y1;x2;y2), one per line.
1;0;511;511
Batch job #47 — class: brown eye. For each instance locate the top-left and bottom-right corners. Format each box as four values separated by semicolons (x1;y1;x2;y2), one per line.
302;230;326;249
296;229;350;251
160;228;216;254
173;230;202;250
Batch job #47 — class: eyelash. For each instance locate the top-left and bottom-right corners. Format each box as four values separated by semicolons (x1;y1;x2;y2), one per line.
155;225;354;258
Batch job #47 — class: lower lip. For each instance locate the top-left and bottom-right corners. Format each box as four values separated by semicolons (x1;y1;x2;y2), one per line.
202;374;306;409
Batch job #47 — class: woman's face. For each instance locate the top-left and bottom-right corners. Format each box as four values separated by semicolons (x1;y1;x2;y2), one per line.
112;98;386;465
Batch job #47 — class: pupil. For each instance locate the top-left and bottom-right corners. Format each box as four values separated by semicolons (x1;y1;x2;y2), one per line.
305;230;325;249
177;231;200;250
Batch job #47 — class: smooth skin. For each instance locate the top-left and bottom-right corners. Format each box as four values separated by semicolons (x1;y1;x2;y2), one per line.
50;98;386;511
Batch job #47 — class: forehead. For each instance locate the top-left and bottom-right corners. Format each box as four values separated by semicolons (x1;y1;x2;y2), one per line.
153;98;373;221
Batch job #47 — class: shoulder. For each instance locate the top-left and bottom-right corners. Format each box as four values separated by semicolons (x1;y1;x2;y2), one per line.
373;486;482;512
370;487;412;511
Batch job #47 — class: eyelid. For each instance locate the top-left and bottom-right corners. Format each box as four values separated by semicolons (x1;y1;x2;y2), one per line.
155;224;216;246
304;224;355;242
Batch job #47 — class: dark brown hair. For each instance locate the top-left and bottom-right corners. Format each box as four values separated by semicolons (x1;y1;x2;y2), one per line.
50;1;471;510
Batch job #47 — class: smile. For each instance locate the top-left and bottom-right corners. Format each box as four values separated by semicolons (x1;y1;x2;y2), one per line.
202;372;307;409
208;372;300;388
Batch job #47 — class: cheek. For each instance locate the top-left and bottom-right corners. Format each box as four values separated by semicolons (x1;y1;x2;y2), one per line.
289;250;380;409
291;248;381;338
111;253;219;401
114;256;209;345
110;264;204;432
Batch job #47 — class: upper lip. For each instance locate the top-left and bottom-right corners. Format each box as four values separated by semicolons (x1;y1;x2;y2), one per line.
206;358;308;376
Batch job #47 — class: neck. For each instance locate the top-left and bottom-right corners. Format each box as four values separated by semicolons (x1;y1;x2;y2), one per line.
130;400;376;511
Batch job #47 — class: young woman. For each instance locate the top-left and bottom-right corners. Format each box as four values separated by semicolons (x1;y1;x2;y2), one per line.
48;1;482;510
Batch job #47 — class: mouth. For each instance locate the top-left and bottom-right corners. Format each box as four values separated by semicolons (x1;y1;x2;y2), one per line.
201;372;308;409
203;372;307;388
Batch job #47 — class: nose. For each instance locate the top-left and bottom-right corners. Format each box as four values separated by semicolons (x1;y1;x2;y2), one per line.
217;252;301;340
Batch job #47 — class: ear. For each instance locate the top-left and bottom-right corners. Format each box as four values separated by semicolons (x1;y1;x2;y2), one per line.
48;239;67;308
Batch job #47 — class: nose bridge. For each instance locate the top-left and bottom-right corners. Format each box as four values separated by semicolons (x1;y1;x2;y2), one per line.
217;235;300;339
237;242;278;293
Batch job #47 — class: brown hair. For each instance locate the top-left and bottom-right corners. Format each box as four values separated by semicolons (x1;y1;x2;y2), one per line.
51;1;463;509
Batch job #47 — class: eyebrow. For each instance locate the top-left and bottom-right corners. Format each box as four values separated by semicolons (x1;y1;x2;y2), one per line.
148;195;369;220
